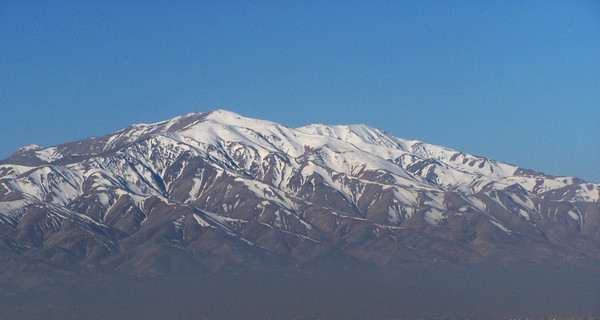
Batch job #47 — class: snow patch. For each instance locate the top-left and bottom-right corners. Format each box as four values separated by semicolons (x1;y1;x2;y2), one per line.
566;210;580;221
423;209;444;226
0;198;29;218
490;220;512;234
193;213;214;227
34;147;62;162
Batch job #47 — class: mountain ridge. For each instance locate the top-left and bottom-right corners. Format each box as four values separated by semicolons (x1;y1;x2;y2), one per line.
0;110;598;277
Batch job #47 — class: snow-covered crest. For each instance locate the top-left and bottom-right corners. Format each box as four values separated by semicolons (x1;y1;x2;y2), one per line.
2;109;598;203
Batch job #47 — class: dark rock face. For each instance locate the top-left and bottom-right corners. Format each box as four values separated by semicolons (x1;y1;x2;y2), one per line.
0;110;599;277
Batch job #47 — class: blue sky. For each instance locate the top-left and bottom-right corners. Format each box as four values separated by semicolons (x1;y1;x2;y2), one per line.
1;1;599;182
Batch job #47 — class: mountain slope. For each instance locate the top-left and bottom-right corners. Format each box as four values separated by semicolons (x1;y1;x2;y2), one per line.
1;110;598;275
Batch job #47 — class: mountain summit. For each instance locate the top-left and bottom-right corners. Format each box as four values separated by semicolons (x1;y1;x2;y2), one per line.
1;110;598;275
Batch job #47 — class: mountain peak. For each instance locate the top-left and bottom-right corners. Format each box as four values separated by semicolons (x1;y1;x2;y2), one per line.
18;144;42;151
201;109;280;128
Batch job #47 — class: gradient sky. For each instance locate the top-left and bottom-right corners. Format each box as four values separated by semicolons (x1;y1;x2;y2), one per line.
1;1;599;182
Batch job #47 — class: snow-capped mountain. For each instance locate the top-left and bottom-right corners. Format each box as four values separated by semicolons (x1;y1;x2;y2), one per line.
1;110;598;275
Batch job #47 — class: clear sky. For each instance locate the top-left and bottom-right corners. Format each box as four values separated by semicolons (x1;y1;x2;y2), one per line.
1;1;599;182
